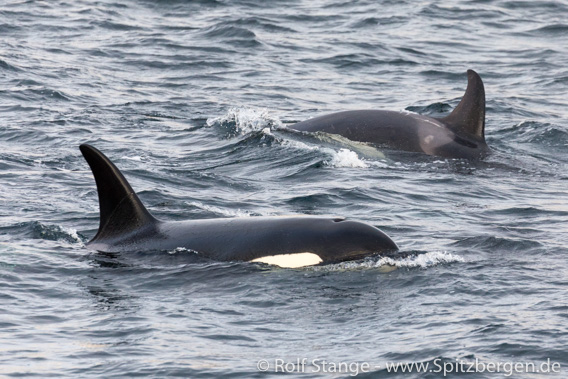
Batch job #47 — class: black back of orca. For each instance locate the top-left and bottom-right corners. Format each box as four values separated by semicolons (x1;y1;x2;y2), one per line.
80;145;398;266
290;69;488;159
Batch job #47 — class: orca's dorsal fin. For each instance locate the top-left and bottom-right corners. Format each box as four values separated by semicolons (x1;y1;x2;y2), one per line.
80;144;157;242
439;69;486;142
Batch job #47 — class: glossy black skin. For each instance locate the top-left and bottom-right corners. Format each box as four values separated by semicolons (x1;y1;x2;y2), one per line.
290;69;488;160
88;216;398;264
291;110;489;160
80;144;398;264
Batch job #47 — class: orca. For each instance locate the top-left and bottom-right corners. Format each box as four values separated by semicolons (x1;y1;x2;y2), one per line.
290;69;488;159
79;144;398;268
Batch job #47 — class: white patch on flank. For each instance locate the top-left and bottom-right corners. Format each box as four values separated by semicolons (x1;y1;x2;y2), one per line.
314;133;386;160
424;135;434;144
251;253;323;268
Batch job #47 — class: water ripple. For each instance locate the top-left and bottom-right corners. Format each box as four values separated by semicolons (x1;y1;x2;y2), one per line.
1;0;568;377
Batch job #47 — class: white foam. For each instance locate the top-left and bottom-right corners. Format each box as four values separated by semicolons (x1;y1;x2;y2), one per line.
208;107;385;170
324;148;369;168
63;227;83;245
121;155;143;161
311;251;464;271
375;251;464;268
167;247;198;255
281;140;369;169
261;127;272;135
206;107;283;135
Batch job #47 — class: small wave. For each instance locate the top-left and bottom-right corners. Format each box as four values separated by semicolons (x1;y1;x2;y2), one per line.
231;16;297;33
92;20;143;31
351;16;407;28
498;121;568;148
531;23;568;35
311;251;464;271
9;87;71;102
406;102;453;117
201;25;257;40
198;24;261;47
0;59;20;72
206;107;283;136
281;139;370;168
209;107;383;169
27;222;85;245
301;54;418;68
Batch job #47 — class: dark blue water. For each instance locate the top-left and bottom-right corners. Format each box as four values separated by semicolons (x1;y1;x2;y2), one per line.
1;0;568;377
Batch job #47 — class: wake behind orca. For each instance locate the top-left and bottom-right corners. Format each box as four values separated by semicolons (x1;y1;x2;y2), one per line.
290;70;488;160
80;144;398;268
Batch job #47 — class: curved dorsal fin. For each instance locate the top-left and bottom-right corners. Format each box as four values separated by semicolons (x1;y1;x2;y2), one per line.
439;69;486;142
80;144;157;242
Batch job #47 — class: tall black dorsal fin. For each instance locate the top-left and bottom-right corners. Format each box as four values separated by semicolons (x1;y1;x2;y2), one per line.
80;144;157;242
439;69;486;142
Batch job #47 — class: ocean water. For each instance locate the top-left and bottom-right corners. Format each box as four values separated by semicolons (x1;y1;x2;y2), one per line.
1;0;568;377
